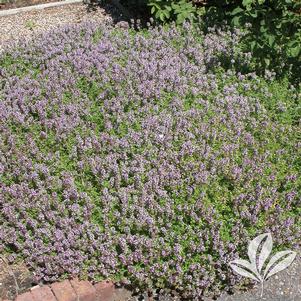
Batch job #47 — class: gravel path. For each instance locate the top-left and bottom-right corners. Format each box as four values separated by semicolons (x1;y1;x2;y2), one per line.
0;3;119;51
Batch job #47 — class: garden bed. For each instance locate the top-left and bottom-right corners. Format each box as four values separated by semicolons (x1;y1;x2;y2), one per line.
0;14;300;301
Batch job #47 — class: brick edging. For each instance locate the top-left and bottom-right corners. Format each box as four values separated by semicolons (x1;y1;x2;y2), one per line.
3;279;115;301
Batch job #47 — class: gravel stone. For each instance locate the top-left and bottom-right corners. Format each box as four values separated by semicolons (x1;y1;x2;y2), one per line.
0;3;119;51
215;255;301;301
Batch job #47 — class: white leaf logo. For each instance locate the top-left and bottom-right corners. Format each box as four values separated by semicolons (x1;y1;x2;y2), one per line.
263;250;296;280
229;232;297;298
229;259;261;282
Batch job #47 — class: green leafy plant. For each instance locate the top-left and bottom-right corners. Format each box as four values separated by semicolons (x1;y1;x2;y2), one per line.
148;0;203;23
25;20;36;30
228;0;301;80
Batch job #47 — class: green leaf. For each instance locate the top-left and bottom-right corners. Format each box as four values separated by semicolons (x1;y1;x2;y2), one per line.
242;0;254;6
287;41;301;57
232;16;242;26
268;35;276;46
159;12;165;21
151;6;156;14
171;2;178;10
260;25;267;33
250;40;257;51
149;2;161;9
249;10;258;17
164;10;170;19
155;10;161;19
264;58;270;66
231;7;245;15
289;46;300;57
176;13;186;24
164;5;172;12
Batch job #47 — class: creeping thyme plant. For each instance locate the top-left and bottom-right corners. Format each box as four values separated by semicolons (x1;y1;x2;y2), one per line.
0;22;300;299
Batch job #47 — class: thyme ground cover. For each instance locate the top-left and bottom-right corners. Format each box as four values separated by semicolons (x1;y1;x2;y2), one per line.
0;22;300;299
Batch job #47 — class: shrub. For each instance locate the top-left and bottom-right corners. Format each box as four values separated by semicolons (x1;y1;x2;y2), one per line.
0;22;300;299
226;0;301;82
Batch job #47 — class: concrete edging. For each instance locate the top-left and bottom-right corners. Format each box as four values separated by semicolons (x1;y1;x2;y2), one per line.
0;0;83;17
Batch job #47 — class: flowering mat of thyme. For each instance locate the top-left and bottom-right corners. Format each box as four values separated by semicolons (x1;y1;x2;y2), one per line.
0;21;300;300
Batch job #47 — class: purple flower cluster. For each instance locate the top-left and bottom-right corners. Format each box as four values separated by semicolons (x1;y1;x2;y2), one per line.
0;22;300;299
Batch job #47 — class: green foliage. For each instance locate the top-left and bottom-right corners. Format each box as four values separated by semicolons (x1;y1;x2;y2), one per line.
1;22;301;296
148;0;203;23
227;0;301;81
25;20;36;30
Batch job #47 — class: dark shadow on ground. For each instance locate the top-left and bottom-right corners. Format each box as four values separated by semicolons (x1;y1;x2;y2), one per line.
83;0;151;27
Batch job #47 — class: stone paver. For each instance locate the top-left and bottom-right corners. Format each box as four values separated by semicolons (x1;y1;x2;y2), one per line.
31;285;56;301
14;292;34;301
51;280;77;301
94;281;114;301
70;279;97;301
